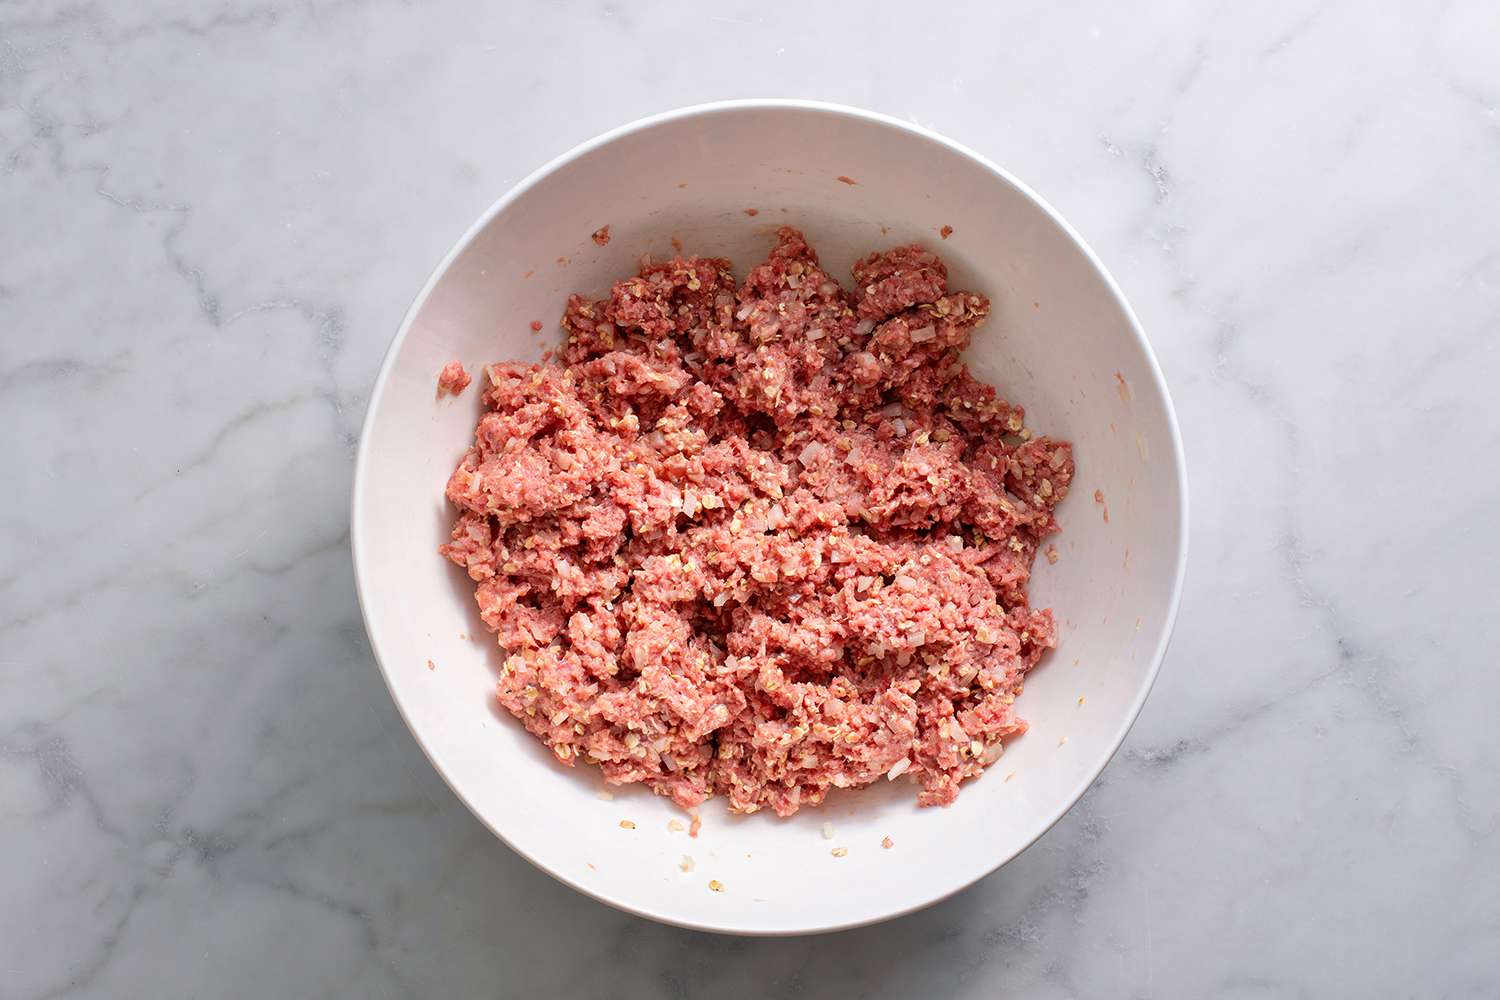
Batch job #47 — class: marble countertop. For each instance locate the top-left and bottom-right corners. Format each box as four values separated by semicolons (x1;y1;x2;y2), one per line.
4;2;1498;996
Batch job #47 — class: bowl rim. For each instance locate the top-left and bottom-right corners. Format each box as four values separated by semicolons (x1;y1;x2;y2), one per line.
351;97;1190;936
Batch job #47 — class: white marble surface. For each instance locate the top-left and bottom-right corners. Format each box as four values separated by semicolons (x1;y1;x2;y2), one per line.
3;1;1498;996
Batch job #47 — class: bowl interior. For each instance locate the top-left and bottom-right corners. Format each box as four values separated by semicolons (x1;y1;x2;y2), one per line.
353;103;1186;934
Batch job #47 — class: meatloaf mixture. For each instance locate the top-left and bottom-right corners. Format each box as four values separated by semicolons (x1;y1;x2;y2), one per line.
441;227;1073;816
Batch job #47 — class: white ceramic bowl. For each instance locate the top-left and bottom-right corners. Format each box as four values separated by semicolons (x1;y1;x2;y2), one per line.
352;100;1187;935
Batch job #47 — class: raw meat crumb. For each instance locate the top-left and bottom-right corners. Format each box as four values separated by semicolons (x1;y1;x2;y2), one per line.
427;659;436;671
530;320;544;332
618;819;636;829
592;226;611;246
836;175;858;185
1046;545;1059;565
744;208;759;217
436;361;471;396
881;836;894;849
440;227;1074;817
689;812;702;838
939;225;954;240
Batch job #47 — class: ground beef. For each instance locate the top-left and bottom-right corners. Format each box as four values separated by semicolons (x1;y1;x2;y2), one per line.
441;227;1073;816
437;361;472;395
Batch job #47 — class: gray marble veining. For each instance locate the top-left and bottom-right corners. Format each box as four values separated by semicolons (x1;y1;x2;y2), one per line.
3;1;1498;996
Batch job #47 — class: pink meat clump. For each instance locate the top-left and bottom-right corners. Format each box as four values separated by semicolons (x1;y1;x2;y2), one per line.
437;361;472;396
441;227;1074;816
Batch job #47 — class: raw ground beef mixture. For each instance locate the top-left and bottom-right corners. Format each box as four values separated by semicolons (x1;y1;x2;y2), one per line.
441;227;1074;816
